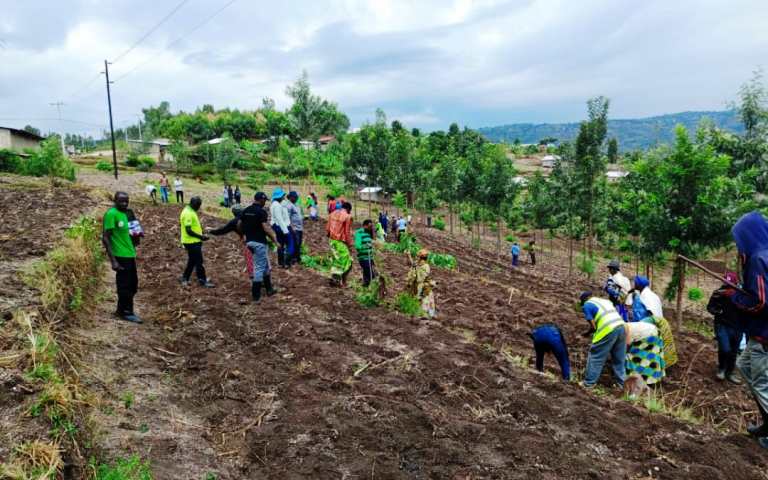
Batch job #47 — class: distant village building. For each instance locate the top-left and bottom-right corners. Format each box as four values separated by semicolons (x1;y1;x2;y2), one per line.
299;135;337;151
127;138;173;162
358;186;383;202
512;176;529;187
606;170;629;182
541;154;560;168
0;127;44;152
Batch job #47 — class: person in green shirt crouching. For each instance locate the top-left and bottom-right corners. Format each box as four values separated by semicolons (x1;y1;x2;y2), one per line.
180;196;215;288
102;191;142;324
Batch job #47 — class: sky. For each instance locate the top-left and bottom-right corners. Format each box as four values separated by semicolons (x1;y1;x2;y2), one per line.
1;0;766;138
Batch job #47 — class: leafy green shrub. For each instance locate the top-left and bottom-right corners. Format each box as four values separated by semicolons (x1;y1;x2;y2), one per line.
23;138;75;181
92;455;153;480
245;171;270;190
433;217;446;231
688;287;704;302
618;239;634;252
356;278;384;307
0;148;21;172
95;161;112;172
394;293;422;316
137;156;155;172
124;152;140;167
428;252;457;270
505;234;517;243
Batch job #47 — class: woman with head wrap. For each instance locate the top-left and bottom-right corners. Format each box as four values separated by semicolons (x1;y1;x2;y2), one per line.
406;249;436;318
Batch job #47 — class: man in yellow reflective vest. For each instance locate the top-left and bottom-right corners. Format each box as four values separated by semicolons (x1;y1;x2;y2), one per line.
580;291;627;388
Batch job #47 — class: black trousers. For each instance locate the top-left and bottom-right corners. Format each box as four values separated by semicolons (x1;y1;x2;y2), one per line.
292;230;303;263
183;243;207;283
176;191;184;203
359;258;376;286
115;257;138;315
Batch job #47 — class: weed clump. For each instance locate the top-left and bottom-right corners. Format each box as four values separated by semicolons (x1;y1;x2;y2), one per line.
91;455;153;480
394;293;423;317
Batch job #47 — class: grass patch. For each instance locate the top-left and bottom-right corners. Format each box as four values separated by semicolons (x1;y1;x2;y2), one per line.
355;277;386;308
382;233;456;270
0;441;63;480
91;455;153;480
684;318;711;338
394;293;423;317
120;391;135;410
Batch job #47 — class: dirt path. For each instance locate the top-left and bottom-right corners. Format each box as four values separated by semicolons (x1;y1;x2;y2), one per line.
76;204;768;479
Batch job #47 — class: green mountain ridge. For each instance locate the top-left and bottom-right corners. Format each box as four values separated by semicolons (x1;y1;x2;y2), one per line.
477;110;744;151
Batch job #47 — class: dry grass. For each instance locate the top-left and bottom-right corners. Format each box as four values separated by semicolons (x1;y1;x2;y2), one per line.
0;441;63;480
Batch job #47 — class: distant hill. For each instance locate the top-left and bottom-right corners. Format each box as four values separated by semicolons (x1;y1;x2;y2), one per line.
477;110;744;151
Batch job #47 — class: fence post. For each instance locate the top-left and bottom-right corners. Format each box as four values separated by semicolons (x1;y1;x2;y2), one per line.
675;257;685;330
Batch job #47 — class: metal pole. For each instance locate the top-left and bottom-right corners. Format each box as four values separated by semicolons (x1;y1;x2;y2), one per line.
103;60;118;179
136;115;143;142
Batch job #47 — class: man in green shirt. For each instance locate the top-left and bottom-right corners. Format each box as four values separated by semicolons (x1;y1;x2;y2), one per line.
102;191;142;323
180;196;214;288
354;219;377;287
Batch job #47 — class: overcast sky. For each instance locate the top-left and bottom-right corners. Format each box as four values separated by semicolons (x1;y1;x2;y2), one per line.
1;0;766;137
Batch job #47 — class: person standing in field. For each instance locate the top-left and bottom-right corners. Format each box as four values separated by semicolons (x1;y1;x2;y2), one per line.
327;195;337;214
406;249;437;318
239;192;279;303
102;192;142;324
227;185;234;207
327;201;353;286
286;191;304;265
511;242;521;267
179;196;215;288
234;185;241;205
270;188;292;268
159;172;170;203
355;219;376;287
527;240;537;266
605;260;632;321
396;216;408;242
173;177;184;204
306;193;319;221
707;271;744;384
729;211;768;447
579;291;626;389
379;211;389;237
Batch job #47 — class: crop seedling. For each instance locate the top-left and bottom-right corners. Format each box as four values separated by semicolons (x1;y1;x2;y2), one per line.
120;391;135;409
394;293;423;317
92;455;153;480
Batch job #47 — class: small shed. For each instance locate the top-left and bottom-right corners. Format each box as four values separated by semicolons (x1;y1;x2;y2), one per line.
128;138;173;162
606;170;629;182
358;186;383;202
541;155;560;168
0;127;43;151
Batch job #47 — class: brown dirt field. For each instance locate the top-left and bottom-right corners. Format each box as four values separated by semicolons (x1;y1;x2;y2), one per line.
79;203;768;479
0;177;99;464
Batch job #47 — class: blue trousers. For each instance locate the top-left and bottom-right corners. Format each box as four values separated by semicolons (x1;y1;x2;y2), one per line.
584;326;626;387
512;254;519;266
716;322;742;374
246;241;270;282
531;325;570;380
160;186;169;203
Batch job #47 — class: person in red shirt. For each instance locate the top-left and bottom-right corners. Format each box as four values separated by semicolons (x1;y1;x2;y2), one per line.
326;201;353;286
327;195;337;214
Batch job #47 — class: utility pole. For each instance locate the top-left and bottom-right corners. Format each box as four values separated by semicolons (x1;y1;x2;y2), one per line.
49;101;66;156
136;115;143;143
103;59;118;179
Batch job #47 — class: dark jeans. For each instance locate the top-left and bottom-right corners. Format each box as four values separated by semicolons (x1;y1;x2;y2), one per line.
716;322;742;374
272;225;294;266
176;190;184;203
584;326;626;387
115;257;138;315
532;325;570;380
359;257;376;287
512;255;519;266
291;230;303;264
183;243;207;283
529;252;536;265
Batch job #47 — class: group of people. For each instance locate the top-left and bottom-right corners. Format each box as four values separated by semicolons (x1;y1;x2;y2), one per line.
530;260;676;390
145;172;184;205
222;184;242;208
510;240;536;267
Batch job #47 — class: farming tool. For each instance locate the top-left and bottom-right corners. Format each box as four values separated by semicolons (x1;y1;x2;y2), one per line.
677;254;751;296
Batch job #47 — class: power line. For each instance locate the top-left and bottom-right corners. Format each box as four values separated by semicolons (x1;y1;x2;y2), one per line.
112;0;192;63
113;0;238;83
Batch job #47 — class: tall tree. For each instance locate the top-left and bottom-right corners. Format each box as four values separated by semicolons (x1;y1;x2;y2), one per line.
286;71;350;141
607;137;619;163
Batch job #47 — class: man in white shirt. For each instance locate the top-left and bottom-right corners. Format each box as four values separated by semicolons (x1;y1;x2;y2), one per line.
173;177;184;204
270;188;292;268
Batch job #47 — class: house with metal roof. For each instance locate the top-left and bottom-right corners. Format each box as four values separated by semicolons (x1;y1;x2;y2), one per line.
0;127;44;152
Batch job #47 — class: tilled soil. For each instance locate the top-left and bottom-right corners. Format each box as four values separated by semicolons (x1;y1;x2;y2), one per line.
86;205;768;479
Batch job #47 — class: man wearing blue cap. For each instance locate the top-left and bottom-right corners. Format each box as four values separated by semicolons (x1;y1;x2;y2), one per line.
270;188;293;268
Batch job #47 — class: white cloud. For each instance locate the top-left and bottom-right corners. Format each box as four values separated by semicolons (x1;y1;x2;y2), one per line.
0;0;766;135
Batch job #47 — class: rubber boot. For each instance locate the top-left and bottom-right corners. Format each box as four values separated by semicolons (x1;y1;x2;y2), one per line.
748;400;768;436
251;281;262;303
264;275;277;296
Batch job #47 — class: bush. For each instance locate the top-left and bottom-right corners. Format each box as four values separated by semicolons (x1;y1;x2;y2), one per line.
356;278;384;308
92;455;152;480
433;217;446;231
137;156;155;172
394;293;423;317
190;164;215;180
124;152;140;167
0;148;21;172
688;287;704;302
505;234;517;243
95;161;112;172
23;138;75;181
